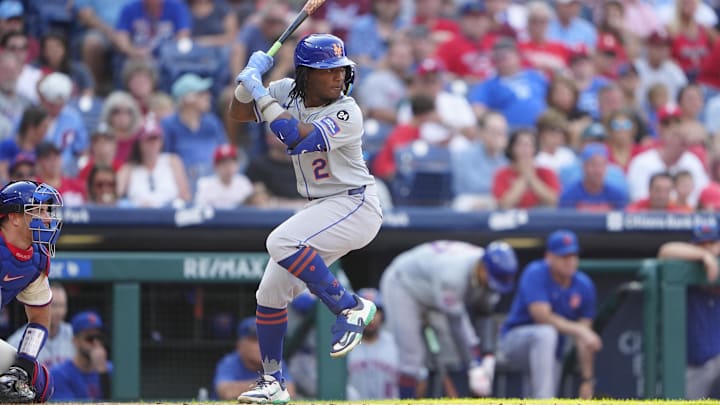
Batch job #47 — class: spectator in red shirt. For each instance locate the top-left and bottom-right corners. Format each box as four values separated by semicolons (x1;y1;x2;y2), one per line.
519;1;570;77
77;123;124;183
435;1;495;83
412;0;460;45
626;171;691;212
667;0;716;80
492;127;560;209
372;94;437;181
34;142;86;207
698;181;720;211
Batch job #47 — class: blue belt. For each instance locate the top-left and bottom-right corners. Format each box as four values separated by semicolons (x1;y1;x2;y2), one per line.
308;185;366;201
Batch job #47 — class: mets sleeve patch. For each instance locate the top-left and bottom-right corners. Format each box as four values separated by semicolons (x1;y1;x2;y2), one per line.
317;117;341;137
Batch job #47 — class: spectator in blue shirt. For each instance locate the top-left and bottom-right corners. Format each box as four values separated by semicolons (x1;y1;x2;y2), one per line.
214;317;296;400
451;111;509;210
547;0;597;49
467;37;548;128
346;0;408;77
0;105;47;183
559;143;629;211
36;72;89;178
50;311;113;401
114;0;191;59
162;73;227;191
498;230;601;399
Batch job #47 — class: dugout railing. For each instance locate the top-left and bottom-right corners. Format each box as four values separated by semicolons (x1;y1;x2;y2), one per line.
46;252;703;401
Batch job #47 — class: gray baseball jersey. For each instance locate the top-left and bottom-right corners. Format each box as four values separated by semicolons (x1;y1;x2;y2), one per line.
268;79;375;198
7;322;74;369
346;329;399;400
380;241;500;375
387;240;495;315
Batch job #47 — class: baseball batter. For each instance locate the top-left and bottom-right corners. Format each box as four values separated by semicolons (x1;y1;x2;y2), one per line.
0;180;63;403
229;33;383;404
378;240;518;398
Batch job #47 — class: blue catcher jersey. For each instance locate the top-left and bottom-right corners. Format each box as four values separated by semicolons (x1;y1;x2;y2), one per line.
0;233;50;307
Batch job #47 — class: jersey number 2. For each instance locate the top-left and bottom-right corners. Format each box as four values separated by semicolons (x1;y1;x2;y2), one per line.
312;158;330;180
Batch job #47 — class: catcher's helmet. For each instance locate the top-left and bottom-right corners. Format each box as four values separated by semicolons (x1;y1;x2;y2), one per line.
481;241;518;294
295;34;355;94
0;181;63;257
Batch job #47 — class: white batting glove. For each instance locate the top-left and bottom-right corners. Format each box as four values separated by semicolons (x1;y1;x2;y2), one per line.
468;356;495;397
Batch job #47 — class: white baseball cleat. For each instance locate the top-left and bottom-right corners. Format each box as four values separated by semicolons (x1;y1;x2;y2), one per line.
237;374;291;404
329;294;377;358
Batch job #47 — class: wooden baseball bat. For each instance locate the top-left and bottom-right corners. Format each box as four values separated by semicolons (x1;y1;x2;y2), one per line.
267;0;326;57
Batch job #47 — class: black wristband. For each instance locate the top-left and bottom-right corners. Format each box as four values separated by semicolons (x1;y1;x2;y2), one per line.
13;355;36;377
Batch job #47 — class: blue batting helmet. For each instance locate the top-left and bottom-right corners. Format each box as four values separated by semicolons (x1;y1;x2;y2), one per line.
295;34;356;94
0;181;63;257
481;241;518;294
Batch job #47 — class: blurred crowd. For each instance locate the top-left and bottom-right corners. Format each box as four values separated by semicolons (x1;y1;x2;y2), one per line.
3;0;720;212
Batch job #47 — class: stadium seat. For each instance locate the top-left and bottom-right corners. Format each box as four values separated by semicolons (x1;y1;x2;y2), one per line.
26;0;75;37
70;95;104;136
156;40;231;101
361;118;392;167
391;140;454;207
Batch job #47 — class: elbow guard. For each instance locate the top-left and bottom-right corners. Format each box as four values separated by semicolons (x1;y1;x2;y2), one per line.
287;123;329;155
269;117;302;147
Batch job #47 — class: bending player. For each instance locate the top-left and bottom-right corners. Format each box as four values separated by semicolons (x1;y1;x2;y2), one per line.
378;240;518;398
229;34;383;404
0;180;64;403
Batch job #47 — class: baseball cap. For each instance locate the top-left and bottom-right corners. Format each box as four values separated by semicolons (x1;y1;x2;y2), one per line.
581;123;607;140
213;144;238;164
459;1;486;16
35;142;61;159
0;1;23;20
647;31;671;47
9;152;34;172
171;73;213;100
37;72;73;104
416;58;445;76
236;316;257;339
71;310;104;335
546;229;580;256
580;142;609;162
692;223;720;243
137;115;163;139
657;104;682;124
597;33;622;55
699;183;720;211
569;44;591;64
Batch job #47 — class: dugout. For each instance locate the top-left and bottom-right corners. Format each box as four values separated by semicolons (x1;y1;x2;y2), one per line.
2;207;716;400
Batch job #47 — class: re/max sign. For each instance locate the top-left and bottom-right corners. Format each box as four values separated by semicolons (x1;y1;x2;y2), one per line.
183;257;267;280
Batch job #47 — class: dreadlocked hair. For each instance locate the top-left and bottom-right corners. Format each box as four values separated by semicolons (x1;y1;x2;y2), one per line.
289;66;310;102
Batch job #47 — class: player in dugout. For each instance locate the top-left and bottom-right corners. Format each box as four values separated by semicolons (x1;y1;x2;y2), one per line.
229;33;383;404
0;180;63;403
379;240;519;398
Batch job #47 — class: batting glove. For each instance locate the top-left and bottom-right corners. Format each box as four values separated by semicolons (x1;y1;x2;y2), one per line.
468;356;495;397
246;51;274;75
236;67;269;100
